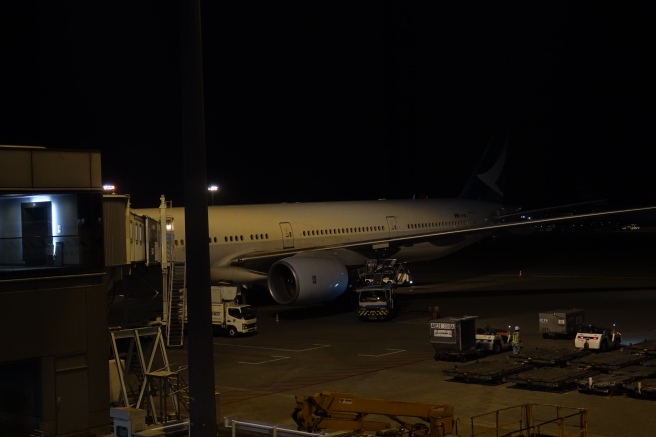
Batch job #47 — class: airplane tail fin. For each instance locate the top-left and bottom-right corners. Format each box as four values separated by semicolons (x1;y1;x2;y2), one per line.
459;122;509;203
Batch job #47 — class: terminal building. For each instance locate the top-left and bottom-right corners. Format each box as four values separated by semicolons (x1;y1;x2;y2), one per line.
0;146;179;437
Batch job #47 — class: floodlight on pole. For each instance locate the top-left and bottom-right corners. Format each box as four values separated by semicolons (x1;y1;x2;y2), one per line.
208;185;219;205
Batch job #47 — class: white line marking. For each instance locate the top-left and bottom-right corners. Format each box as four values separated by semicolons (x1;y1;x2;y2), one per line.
359;348;405;357
215;343;330;352
238;355;290;365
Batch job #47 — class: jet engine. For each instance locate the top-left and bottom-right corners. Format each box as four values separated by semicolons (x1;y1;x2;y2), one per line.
267;255;349;305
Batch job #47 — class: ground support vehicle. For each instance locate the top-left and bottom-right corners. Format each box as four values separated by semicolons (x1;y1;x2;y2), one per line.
623;378;656;399
292;391;454;436
431;317;515;361
576;365;656;396
506;366;598;391
185;286;257;337
538;308;585;339
442;359;529;385
508;347;590;366
354;259;410;321
575;324;621;351
570;348;647;371
430;316;484;362
358;258;412;287
626;339;656;355
356;284;395;321
474;325;512;354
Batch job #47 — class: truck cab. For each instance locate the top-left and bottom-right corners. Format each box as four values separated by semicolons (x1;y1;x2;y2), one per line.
212;301;257;337
357;286;394;321
182;285;257;337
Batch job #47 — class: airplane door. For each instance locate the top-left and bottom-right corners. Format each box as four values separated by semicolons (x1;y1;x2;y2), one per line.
279;222;294;249
386;216;398;238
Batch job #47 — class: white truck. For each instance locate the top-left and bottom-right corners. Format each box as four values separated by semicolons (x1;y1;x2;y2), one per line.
575;324;621;351
209;286;257;337
355;259;410;321
356;285;395;321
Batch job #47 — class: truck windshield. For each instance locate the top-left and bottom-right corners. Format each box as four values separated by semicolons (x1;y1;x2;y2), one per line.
241;306;256;319
359;290;386;302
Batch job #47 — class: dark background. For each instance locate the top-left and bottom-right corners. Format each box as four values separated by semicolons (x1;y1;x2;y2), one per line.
2;3;653;209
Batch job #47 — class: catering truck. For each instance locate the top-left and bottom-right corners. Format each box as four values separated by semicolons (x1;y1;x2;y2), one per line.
209;286;257;337
354;259;412;321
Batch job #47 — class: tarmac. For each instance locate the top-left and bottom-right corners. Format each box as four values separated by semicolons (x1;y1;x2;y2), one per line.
117;229;656;437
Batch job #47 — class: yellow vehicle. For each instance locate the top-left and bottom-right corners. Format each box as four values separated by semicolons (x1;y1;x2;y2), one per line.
292;391;454;436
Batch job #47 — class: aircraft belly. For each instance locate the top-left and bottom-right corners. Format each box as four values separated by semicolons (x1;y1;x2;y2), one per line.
395;234;490;263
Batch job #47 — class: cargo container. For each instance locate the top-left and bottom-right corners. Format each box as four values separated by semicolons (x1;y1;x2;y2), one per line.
430;315;480;361
538;308;585;339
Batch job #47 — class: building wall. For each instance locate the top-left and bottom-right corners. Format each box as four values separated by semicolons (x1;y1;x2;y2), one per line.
1;146;109;437
0;278;109;436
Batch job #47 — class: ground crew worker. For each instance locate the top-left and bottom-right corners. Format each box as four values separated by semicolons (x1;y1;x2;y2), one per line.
511;326;522;354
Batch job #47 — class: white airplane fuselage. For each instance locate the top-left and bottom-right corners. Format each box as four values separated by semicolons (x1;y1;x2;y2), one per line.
133;197;503;305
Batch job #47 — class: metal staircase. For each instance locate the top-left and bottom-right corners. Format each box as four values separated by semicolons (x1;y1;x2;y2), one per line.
109;326;187;424
166;262;186;348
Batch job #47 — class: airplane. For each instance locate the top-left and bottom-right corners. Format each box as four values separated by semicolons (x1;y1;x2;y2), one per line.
132;139;656;307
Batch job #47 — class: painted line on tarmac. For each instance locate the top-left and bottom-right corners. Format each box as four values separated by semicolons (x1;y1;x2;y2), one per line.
238;355;290;365
215;343;330;352
396;317;432;324
359;348;405;357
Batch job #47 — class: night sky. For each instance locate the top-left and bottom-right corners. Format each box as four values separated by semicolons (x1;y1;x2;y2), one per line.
2;3;654;210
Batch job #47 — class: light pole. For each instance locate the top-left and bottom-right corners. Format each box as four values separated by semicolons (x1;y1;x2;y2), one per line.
208;185;219;205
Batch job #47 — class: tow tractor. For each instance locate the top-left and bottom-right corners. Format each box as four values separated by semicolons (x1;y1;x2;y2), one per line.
292;391;454;436
475;325;512;354
575;324;621;351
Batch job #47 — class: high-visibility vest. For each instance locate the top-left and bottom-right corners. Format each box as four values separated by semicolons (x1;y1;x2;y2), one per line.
511;331;521;343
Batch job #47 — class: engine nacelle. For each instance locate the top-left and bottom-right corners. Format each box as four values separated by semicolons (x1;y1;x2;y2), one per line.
268;255;348;305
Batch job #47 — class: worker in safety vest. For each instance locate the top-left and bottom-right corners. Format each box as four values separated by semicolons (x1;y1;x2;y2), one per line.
511;326;522;354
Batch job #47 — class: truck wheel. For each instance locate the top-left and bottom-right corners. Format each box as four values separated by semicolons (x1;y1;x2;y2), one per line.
492;341;501;354
227;326;238;337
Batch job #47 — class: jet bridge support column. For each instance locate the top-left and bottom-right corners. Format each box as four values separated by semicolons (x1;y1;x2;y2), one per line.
160;195;170;325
